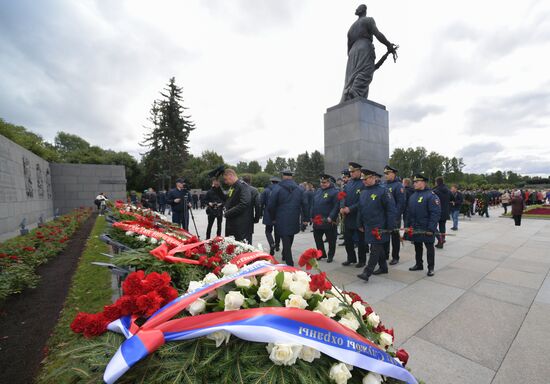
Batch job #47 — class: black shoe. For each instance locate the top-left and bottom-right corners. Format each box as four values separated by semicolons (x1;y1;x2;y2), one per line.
389;259;399;265
327;258;333;263
427;269;434;276
320;254;328;259
269;247;275;256
338;235;345;240
409;265;423;271
355;262;366;268
275;246;280;252
373;268;388;275
357;273;369;282
342;261;355;266
435;243;443;249
450;227;457;231
338;242;346;246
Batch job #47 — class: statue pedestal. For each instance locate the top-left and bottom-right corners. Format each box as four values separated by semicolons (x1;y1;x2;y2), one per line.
324;98;389;178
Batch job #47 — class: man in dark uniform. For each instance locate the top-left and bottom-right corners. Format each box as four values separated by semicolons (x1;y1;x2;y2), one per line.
158;189;167;214
338;169;351;244
267;170;308;266
433;176;450;249
223;169;252;242
340;162;367;268
310;174;340;262
167;178;192;230
381;165;405;265
242;175;262;244
261;177;281;255
356;168;397;282
405;174;441;277
402;178;414;225
204;178;226;239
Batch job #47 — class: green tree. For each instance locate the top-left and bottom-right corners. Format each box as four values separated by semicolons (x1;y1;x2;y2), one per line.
141;77;195;187
264;159;276;175
248;160;262;174
0;118;60;161
273;157;288;173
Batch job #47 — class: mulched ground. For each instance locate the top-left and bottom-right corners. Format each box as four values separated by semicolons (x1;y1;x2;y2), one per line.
0;214;97;384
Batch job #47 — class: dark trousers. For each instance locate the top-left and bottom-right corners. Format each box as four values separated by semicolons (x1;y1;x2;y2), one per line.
363;243;386;276
414;242;435;269
245;233;253;245
313;227;337;260
159;204;166;214
437;220;446;244
513;215;522;226
172;210;189;230
503;203;509;214
344;227;367;263
281;235;295;266
383;231;401;261
265;225;280;249
206;215;222;239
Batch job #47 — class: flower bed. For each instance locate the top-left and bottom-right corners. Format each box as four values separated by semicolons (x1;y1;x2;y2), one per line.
0;208;92;301
40;204;420;384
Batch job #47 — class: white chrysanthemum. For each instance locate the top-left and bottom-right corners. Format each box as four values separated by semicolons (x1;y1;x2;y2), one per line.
316;297;342;318
289;280;309;297
150;237;158;244
221;263;239;276
125;231;135;236
137;234;147;242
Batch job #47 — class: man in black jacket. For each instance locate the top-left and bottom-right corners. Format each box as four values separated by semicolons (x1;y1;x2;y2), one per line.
449;184;463;231
433;176;450;249
204;178;226;239
223;169;252;242
242;175;262;244
167;178;192;230
261;177;281;255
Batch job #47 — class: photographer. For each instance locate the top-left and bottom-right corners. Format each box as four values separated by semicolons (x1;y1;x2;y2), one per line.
205;178;226;238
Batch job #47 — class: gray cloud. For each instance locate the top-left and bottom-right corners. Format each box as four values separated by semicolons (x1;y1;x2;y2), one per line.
391;103;444;126
458;142;505;158
466;89;550;134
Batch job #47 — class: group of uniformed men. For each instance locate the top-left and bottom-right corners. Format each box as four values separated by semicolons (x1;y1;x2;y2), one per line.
169;163;442;281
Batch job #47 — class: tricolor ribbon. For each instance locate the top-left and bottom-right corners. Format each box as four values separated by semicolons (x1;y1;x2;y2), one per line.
112;222;187;247
103;262;417;384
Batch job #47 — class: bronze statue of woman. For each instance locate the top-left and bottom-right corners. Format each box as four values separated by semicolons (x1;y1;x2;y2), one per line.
341;4;397;102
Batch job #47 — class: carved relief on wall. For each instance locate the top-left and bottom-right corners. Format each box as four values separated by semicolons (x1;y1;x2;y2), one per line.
46;167;52;199
22;156;33;198
36;163;44;198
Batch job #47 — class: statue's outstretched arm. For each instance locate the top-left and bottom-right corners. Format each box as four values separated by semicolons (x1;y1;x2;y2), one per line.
371;20;394;51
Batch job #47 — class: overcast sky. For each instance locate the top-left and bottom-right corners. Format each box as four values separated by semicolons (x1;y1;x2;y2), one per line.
1;0;549;175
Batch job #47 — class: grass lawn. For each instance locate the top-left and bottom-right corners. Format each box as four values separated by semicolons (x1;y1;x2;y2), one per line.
37;216;113;381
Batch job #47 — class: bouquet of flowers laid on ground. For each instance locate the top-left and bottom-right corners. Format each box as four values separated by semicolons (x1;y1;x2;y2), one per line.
71;248;417;384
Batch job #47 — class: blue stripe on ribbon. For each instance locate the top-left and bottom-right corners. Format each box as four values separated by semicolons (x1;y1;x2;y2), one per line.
120;336;149;368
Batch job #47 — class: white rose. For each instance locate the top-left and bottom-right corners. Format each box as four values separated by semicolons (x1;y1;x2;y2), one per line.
235;277;252;288
221;263;239;276
202;273;219;285
367;312;380;328
379;332;393;348
282;272;294;290
150;237;158;244
187;280;204;292
137;234;147;241
187;298;206;316
363;372;383;384
207;330;231;347
316;297;342;318
298;346;321;363
338;316;360;331
260;271;278;288
224;291;245;311
352;301;366;317
125;231;134;236
257;284;274;302
285;294;308;309
329;363;352;384
293;270;311;283
266;343;302;366
289;280;308;297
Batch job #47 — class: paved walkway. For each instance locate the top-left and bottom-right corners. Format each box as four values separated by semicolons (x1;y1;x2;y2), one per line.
185;206;550;384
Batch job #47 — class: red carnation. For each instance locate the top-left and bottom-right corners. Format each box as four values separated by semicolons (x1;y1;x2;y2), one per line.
157;285;179;303
386;328;394;338
337;191;347;201
136;291;164;317
198;255;208;265
298;248;323;270
407;227;414;238
184;236;199;244
312;215;324;226
371;228;382;241
210;243;220;253
103;304;122;321
122;271;146;296
70;312;91;333
365;306;374;316
23;246;35;252
396;349;409;365
225;244;236;255
343;290;363;304
310;272;332;293
82;313;109;338
374;323;386;334
144;272;171;291
212;266;222;275
117;295;138;316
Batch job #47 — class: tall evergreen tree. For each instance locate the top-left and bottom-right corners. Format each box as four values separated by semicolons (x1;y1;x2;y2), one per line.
141;77;195;187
